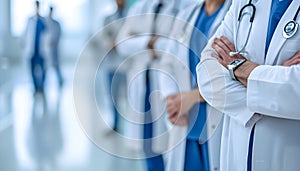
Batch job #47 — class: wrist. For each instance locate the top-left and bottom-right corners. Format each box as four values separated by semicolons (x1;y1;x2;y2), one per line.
190;89;202;104
234;61;259;86
227;59;247;80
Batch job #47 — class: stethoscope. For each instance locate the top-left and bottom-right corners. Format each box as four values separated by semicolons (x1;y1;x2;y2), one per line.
283;6;300;39
229;0;300;57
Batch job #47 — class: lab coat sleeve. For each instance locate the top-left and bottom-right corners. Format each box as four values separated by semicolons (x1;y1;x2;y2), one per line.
247;65;300;120
196;0;261;127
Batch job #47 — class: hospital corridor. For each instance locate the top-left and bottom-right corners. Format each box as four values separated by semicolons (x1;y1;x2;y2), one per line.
0;40;147;171
0;0;145;170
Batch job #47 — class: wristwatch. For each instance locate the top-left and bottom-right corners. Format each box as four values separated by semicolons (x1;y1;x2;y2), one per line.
227;59;246;80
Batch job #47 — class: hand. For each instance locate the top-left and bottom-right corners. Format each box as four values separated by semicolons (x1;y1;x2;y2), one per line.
147;35;159;58
211;36;246;68
147;35;158;49
282;51;300;66
169;114;188;126
166;90;202;126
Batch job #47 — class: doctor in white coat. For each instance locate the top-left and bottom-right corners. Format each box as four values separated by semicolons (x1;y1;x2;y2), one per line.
116;0;195;170
22;0;47;93
46;6;63;87
197;0;300;170
158;0;231;171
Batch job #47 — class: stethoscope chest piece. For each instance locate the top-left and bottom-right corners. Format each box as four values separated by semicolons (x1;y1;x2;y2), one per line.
283;20;299;39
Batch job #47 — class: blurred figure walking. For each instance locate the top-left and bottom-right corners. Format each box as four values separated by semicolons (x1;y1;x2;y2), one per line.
46;6;63;87
23;0;47;93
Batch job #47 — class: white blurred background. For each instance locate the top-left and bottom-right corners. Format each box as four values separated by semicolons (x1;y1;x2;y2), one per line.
0;0;146;171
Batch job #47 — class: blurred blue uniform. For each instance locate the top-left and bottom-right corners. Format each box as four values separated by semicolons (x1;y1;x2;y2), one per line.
31;16;46;92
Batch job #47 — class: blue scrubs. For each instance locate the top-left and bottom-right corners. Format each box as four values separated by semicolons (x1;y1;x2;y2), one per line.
185;3;224;171
247;1;293;171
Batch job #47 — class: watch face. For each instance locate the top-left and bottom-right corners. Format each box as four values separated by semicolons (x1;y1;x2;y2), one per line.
230;59;240;65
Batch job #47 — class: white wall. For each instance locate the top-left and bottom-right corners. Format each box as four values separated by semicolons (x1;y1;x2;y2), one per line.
0;0;140;64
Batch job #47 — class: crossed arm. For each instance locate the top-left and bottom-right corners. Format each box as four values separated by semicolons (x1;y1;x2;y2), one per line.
211;36;300;86
166;36;300;126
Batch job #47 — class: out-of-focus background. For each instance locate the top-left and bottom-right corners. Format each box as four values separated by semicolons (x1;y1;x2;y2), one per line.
0;0;147;170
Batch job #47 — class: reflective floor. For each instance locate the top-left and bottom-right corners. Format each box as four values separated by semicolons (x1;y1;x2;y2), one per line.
0;62;145;171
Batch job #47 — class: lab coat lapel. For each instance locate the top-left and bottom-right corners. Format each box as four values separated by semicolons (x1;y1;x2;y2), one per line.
265;1;300;65
184;3;203;45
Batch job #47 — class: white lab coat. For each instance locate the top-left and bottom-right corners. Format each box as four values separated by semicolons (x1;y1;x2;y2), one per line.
116;0;195;153
45;17;61;67
196;0;300;171
158;1;231;171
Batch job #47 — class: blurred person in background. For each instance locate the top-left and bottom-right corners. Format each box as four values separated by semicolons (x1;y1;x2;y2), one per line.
101;0;127;131
22;0;47;94
116;0;195;170
158;0;231;170
46;6;63;88
88;0;127;132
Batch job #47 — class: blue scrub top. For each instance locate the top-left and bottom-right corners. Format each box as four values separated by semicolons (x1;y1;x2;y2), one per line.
187;3;223;140
265;0;292;54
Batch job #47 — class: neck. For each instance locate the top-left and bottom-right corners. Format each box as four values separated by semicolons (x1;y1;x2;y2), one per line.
205;0;224;15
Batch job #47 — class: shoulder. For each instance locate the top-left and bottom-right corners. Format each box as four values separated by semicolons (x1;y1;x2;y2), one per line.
176;1;200;21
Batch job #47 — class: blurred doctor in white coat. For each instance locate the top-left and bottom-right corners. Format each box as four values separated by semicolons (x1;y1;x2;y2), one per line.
46;6;63;87
22;0;47;93
197;0;300;170
116;0;195;170
158;0;231;170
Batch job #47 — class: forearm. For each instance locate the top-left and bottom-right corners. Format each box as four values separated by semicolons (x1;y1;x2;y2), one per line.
190;88;205;103
234;61;259;87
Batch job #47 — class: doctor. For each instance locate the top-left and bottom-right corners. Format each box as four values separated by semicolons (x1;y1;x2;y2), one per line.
23;0;47;93
116;0;183;170
102;0;127;131
158;0;231;170
197;0;300;170
46;6;63;87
